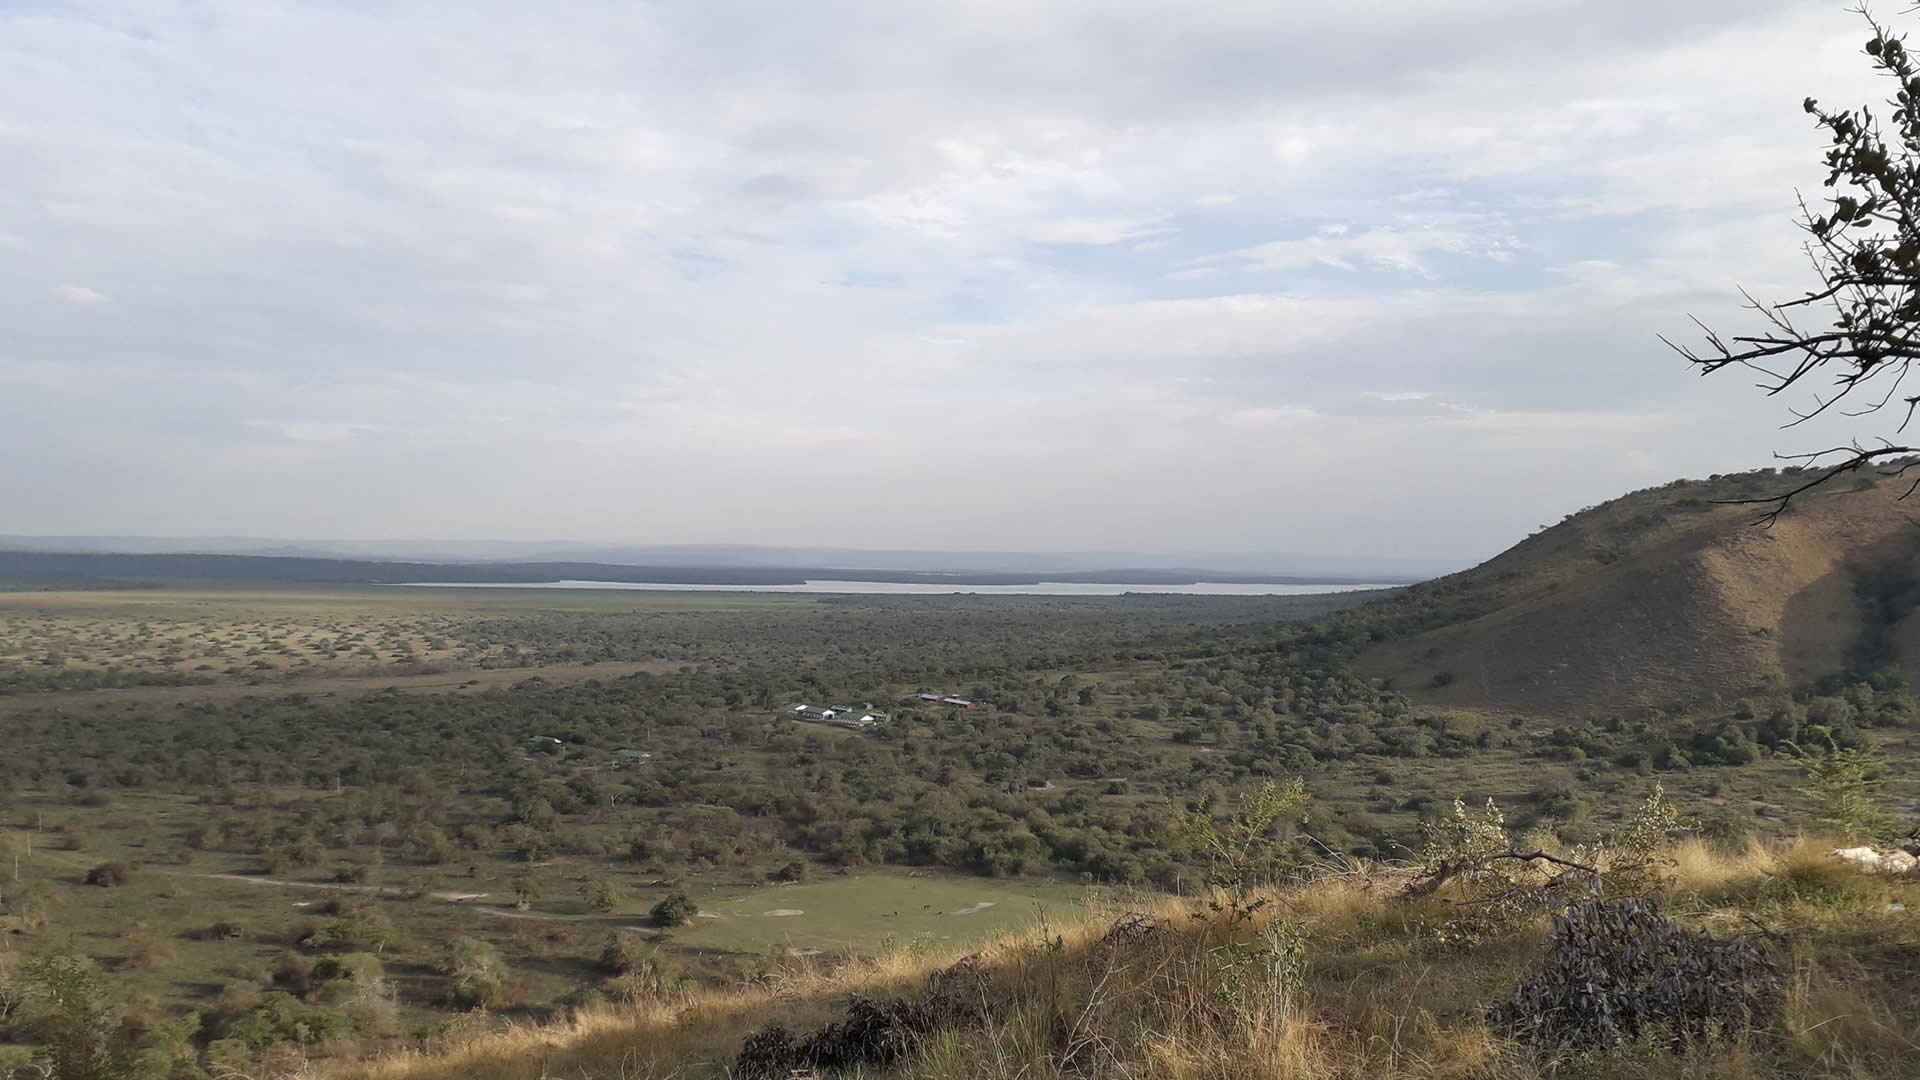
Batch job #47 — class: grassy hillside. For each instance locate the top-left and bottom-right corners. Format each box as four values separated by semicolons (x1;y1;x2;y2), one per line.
328;835;1920;1080
1354;466;1920;715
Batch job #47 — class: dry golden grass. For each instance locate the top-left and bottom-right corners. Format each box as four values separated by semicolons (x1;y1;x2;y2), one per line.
327;838;1920;1080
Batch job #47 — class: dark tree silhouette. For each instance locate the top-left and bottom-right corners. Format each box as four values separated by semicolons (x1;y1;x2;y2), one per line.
1670;8;1920;521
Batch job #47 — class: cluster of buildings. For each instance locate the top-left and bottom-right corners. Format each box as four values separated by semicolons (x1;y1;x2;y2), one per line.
785;702;893;729
916;692;979;708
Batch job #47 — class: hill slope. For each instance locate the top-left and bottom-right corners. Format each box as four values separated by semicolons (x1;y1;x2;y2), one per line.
1354;467;1920;715
330;840;1919;1080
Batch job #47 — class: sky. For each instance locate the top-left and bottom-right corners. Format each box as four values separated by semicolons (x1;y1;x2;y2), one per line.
0;0;1905;565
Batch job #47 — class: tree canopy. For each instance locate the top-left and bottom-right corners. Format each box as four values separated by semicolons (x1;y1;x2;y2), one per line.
1672;8;1920;518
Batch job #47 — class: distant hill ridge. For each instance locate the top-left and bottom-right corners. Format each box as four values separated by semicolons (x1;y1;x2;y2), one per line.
0;550;1414;589
1353;462;1920;714
0;537;1459;578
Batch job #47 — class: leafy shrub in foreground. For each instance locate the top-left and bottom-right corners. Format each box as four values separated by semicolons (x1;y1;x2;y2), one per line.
735;956;989;1080
1489;897;1781;1050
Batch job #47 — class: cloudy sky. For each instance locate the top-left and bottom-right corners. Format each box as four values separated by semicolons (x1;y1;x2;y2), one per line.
0;0;1901;564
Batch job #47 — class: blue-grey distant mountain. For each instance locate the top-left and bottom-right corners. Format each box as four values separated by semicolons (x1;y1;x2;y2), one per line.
0;550;1427;589
0;537;1460;580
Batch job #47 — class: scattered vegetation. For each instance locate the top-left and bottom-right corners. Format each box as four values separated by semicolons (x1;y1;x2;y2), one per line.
331;835;1920;1080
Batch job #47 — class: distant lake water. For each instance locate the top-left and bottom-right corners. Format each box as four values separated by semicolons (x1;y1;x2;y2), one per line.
396;579;1399;597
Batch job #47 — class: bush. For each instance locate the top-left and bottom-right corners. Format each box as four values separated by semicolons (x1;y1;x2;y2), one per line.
1489;897;1781;1050
649;893;699;928
1790;739;1893;840
555;984;606;1018
599;931;652;976
735;956;989;1080
580;877;621;913
84;861;136;887
440;936;507;1008
120;938;178;971
17;952;177;1079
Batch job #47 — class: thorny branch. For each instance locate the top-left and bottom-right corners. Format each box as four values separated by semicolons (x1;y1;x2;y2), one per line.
1669;8;1920;521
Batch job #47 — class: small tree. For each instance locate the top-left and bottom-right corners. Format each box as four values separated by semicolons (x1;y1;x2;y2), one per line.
440;936;507;1008
599;931;654;976
511;873;539;911
581;876;621;914
20;952;162;1080
1789;738;1892;840
649;893;699;928
1177;779;1310;899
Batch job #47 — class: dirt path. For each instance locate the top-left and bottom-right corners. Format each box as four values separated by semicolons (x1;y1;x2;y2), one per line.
198;871;667;929
200;872;490;904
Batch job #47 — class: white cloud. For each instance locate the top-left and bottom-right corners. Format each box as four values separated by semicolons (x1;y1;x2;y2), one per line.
54;285;106;305
1028;216;1171;245
249;421;388;444
1204;226;1477;276
1226;405;1318;427
0;0;1887;560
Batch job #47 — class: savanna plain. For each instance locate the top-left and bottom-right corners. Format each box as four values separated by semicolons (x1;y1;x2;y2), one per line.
1;469;1918;1080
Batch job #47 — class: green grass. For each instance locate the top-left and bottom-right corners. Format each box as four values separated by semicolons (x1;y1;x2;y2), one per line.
0;788;1104;1040
675;871;1104;954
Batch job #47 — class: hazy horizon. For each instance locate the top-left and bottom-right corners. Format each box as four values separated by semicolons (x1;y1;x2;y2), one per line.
3;1;1892;562
0;534;1461;578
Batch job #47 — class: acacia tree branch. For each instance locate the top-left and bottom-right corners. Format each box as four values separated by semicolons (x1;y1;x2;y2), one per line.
1667;10;1920;514
1488;850;1599;875
1720;445;1920;525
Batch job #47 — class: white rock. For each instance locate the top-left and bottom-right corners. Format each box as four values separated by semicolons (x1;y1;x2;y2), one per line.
1833;846;1920;873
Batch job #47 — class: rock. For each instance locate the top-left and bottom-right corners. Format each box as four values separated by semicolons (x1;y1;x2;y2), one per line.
1832;846;1920;873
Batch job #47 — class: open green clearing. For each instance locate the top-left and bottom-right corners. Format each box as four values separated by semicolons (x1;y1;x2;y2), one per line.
677;872;1105;954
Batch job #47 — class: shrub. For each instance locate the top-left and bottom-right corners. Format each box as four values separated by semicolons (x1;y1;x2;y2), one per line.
439;936;507;1008
309;952;383;986
735;956;989;1080
1176;778;1310;896
16;953;161;1080
270;949;315;994
580;876;621;913
120;938;178;971
1789;739;1893;840
1489;897;1781;1050
1407;786;1681;947
84;861;135;887
649;893;699;928
599;931;653;976
555;984;606;1018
